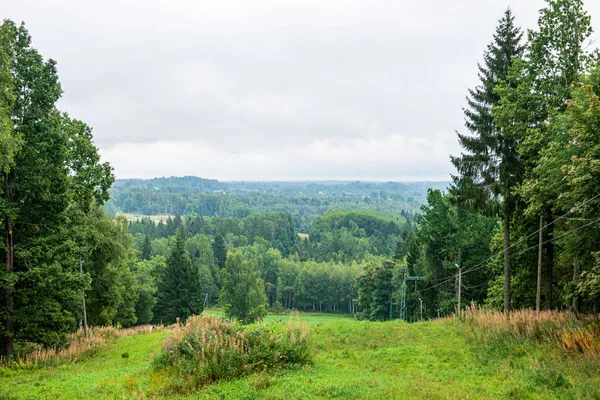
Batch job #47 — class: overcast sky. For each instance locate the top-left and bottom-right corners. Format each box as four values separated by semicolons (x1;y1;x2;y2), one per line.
4;1;600;181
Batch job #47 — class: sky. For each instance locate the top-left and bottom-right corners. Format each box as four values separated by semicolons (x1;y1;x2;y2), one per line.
4;1;600;181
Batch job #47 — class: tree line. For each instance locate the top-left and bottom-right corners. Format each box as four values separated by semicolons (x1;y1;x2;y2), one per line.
2;0;600;361
427;0;600;317
107;179;431;233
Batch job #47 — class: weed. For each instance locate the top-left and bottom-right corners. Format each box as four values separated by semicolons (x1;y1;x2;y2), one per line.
249;371;272;390
153;313;312;393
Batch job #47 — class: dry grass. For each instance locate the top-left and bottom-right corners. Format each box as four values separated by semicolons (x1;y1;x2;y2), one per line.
463;306;600;357
1;324;163;369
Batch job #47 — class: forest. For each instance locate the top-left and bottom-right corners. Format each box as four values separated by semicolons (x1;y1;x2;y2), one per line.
1;2;600;392
106;177;443;233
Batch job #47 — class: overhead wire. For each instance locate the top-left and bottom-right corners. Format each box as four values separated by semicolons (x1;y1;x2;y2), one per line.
411;192;600;286
413;194;600;294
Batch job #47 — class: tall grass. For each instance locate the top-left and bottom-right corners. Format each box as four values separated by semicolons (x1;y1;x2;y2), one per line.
153;313;312;393
1;324;162;369
462;306;600;357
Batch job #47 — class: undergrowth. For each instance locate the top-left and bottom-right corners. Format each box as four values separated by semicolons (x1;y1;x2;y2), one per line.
153;313;312;394
0;324;161;370
462;306;600;357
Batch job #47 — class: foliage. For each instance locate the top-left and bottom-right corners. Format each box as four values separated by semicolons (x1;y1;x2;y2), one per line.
220;251;268;323
356;260;395;321
463;306;600;357
155;232;203;324
4;313;600;399
153;314;312;393
110;179;438;233
1;324;160;369
451;8;524;212
0;20;114;357
450;1;600;315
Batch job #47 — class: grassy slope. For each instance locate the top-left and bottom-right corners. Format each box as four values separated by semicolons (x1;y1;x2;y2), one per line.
2;314;598;400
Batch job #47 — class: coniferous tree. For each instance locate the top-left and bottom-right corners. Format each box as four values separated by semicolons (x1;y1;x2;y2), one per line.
155;231;203;324
212;233;227;270
451;9;524;316
140;235;152;261
370;260;395;321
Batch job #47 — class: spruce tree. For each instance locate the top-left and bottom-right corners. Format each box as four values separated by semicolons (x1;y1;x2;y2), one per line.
155;231;203;324
451;9;524;316
212;234;227;270
140;235;152;261
370;260;395;321
451;8;524;208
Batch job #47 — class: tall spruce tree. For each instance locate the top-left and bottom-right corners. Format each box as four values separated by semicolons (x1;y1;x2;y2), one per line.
140;235;152;261
155;231;203;324
212;233;227;270
451;9;524;316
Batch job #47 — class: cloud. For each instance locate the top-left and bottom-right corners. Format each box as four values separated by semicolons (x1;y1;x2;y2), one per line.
5;0;600;180
101;133;454;181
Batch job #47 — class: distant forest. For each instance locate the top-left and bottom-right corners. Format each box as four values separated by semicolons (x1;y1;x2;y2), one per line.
106;177;448;232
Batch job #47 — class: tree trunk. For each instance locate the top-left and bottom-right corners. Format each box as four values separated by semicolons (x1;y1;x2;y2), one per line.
503;209;511;318
536;212;543;313
1;216;15;358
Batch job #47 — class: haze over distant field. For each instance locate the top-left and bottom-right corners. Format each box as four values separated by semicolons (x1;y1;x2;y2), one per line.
4;0;600;181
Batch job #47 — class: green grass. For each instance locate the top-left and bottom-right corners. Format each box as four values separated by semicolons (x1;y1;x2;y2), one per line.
204;308;353;324
2;313;599;399
0;331;167;399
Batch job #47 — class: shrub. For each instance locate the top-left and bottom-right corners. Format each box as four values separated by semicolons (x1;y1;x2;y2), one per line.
153;313;312;392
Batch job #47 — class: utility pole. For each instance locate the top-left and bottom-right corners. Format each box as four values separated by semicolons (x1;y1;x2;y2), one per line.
80;260;89;339
536;212;543;313
400;269;424;321
456;263;462;318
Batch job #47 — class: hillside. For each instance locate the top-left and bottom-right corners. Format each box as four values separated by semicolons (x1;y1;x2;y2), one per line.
2;311;598;400
106;177;448;232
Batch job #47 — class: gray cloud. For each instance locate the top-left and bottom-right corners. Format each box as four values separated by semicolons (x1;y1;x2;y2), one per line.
4;0;600;180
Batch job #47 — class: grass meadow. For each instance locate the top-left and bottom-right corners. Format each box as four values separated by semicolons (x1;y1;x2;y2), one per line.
1;310;599;399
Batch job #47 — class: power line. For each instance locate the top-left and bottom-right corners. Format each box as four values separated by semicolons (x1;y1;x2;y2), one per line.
413;193;600;286
459;192;600;277
416;213;600;294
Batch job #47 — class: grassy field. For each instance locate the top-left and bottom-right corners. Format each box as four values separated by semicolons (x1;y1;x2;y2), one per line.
2;311;599;400
120;213;174;223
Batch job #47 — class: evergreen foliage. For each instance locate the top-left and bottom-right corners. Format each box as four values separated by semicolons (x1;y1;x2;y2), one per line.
155;232;203;324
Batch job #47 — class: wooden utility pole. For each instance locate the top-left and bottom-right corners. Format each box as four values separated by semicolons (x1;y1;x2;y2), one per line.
456;263;462;318
536;213;543;313
80;260;89;339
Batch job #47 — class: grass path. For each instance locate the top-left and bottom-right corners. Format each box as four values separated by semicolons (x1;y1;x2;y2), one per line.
1;314;598;399
1;331;166;399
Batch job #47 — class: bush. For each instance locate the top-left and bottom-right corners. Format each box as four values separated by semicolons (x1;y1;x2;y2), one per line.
153;314;312;392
